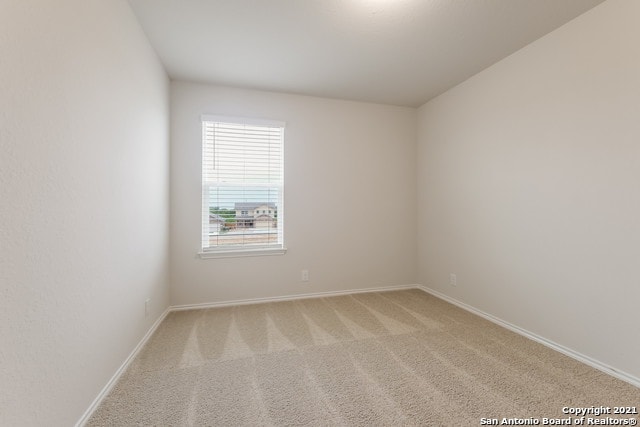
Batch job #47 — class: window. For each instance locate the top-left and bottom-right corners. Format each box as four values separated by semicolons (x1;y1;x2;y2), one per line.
201;115;285;258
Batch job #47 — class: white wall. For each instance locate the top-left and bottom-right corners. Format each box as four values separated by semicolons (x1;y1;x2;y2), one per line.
417;0;640;380
0;1;170;425
171;82;416;305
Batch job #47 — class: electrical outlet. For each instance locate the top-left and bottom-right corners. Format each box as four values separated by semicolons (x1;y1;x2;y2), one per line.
301;269;309;282
449;273;457;287
145;298;151;317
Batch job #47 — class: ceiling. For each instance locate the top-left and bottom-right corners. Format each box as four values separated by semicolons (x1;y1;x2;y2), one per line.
127;0;605;107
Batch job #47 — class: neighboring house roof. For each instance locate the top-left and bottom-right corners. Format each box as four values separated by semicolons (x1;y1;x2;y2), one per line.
255;214;275;220
209;214;225;223
234;202;276;210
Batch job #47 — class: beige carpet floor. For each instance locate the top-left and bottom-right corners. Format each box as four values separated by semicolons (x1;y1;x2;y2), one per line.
88;289;639;426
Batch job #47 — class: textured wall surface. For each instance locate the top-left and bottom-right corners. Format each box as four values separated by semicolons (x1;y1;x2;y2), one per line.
417;0;640;380
0;1;170;425
170;82;417;306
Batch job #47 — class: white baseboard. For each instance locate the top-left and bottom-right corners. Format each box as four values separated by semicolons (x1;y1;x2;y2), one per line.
416;285;640;389
75;308;171;427
170;284;418;311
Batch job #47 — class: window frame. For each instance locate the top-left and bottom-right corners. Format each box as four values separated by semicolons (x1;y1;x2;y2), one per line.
199;115;286;259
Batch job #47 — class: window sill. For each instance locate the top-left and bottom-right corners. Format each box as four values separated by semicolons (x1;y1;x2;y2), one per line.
198;247;287;259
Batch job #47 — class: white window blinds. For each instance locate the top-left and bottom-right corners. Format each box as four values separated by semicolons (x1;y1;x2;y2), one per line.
201;116;285;255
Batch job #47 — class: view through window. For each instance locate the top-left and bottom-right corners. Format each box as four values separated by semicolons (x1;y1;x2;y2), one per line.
201;116;284;255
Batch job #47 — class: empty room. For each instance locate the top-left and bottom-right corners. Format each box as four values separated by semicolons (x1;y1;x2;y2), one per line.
1;0;639;425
